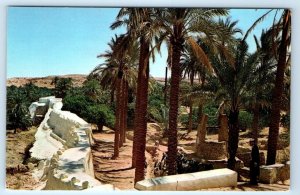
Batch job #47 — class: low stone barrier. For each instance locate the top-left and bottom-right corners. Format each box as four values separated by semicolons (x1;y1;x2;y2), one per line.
259;162;290;184
236;152;266;167
197;141;227;160
29;96;115;190
135;168;237;191
207;158;244;170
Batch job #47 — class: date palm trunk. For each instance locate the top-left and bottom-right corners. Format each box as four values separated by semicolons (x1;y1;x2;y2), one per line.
167;33;183;175
267;10;290;165
252;103;259;144
188;70;194;133
120;81;128;146
113;77;122;159
97;124;104;132
122;82;129;144
110;88;115;105
119;79;125;147
132;36;150;183
227;109;239;170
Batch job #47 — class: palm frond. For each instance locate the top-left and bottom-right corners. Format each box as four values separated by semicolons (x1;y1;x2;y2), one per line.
243;9;273;41
187;37;213;73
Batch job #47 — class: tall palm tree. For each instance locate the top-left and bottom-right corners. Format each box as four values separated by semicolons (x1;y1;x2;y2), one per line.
266;9;291;165
111;8;163;183
244;9;291;165
246;29;277;144
211;39;259;170
91;34;138;157
181;46;200;133
82;78;102;103
159;8;229;175
52;77;73;99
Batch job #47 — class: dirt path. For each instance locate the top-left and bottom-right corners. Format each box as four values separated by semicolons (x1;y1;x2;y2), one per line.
91;128;289;191
91;132;136;190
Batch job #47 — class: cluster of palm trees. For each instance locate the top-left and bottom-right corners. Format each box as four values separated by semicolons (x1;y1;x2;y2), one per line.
90;8;291;184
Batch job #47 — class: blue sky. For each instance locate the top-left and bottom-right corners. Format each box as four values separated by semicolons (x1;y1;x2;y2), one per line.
7;7;282;78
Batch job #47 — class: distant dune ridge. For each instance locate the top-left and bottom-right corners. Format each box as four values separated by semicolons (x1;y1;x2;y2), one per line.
6;74;88;88
6;74;195;88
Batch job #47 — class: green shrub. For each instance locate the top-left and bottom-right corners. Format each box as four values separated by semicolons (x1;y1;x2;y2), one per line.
6;92;32;132
180;112;198;129
238;110;253;131
53;77;73;98
83;104;115;130
6;85;52;131
203;104;218;126
63;94;90;116
180;103;219;129
258;108;271;128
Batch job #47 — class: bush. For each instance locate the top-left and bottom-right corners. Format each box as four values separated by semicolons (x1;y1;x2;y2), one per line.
6;85;52;131
180;109;198;129
53;77;73;98
238;110;253;131
6;93;32;132
203;103;218;126
63;93;90;116
180;103;219;129
83;104;115;131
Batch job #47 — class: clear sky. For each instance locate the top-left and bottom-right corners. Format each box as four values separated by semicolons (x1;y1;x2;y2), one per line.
7;7;282;78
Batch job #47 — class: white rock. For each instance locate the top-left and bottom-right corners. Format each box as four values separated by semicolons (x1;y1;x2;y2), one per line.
135;168;237;191
28;162;35;170
38;160;45;170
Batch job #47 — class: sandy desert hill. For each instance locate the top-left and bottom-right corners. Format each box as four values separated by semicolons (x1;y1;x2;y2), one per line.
6;75;172;89
6;74;87;88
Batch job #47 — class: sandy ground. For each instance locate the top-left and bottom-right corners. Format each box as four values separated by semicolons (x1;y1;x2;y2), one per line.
91;132;136;190
5;127;43;190
5;124;290;191
91;125;290;191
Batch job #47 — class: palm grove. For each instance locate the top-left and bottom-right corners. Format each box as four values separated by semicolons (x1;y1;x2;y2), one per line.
7;8;290;184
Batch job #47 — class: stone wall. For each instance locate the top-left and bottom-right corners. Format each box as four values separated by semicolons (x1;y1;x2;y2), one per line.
259;162;290;184
48;110;87;147
236;151;266;167
29;96;115;190
195;115;228;160
196;141;227;160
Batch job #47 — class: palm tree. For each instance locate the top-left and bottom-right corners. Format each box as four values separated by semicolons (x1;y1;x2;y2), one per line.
82;78;102;103
52;77;73;99
244;9;291;165
211;39;259;170
7;92;32;133
266;9;291;165
91;34;139;157
245;29;277;144
181;46;199;133
159;8;229;175
111;8;164;183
